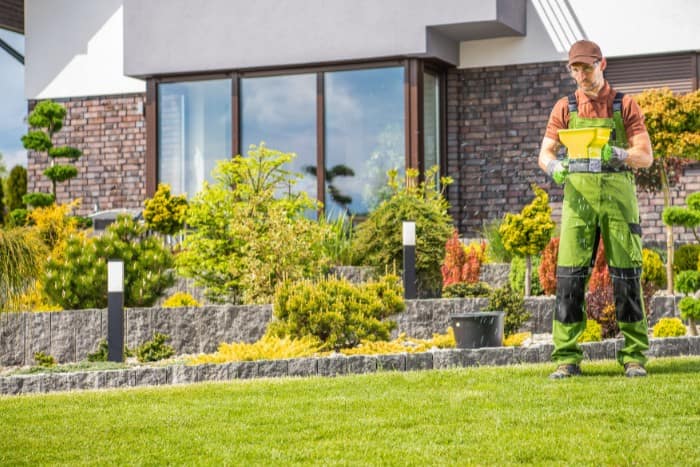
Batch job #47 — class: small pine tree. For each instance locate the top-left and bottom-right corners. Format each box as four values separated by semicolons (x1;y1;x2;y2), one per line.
21;100;82;207
5;165;27;219
499;184;555;296
143;183;188;236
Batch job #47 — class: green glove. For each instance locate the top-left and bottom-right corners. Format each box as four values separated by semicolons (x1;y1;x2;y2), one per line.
602;144;629;168
546;159;568;185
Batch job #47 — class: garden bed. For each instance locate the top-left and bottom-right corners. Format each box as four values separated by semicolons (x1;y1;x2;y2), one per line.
2;336;699;396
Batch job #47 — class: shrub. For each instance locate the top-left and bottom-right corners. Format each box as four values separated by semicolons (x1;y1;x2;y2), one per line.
538;237;559;295
441;281;491;298
485;285;530;337
320;213;355;266
5;165;27;212
163;292;201;308
675;270;700;295
578;320;602;343
143;183;188;236
481;218;512;263
642;248;666;290
136;333;175;363
503;332;531;347
352;167;454;297
43;216;174;309
0;228;47;311
340;329;456;355
87;339;133;362
8;208;27;227
268;274;405;351
652;317;687;338
678;296;700;333
509;255;544;296
188;335;322;364
177;143;332;304
673;244;700;273
34;351;56;367
499;184;554;296
441;229;466;287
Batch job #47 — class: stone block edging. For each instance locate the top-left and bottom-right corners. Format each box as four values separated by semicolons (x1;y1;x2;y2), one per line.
2;336;699;396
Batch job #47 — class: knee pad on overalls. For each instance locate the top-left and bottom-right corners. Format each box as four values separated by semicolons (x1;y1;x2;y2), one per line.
555;266;588;324
610;266;644;322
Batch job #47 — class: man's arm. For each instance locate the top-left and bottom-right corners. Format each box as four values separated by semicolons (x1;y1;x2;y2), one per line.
624;132;654;169
538;136;561;173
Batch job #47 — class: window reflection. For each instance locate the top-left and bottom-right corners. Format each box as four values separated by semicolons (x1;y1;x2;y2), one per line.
241;74;317;201
423;71;441;185
325;67;405;218
158;80;231;197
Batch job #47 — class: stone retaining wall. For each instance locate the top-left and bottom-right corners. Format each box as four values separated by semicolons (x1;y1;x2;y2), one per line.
2;336;699;396
0;295;683;367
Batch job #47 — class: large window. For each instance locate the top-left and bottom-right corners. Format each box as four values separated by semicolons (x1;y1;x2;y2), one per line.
325;67;405;217
158;79;231;196
241;74;317;199
153;61;441;214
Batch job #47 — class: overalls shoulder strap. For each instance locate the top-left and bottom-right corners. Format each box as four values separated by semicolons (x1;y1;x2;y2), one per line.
567;94;578;127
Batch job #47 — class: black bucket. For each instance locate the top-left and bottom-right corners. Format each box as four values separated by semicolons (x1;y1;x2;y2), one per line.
450;312;505;349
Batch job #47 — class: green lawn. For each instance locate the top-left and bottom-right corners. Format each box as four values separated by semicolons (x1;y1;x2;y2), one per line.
2;357;700;466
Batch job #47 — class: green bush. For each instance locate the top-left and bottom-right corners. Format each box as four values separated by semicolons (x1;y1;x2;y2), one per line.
675;270;700;295
481;218;512;263
509;256;544;296
268;274;405;351
87;339;133;362
442;281;491;298
577;320;602;343
43;216;174;309
34;351;56;367
5;165;27;212
143;183;188;236
136;333;175;363
673;244;700;273
485;285;530;337
22;192;55;208
177;143;332;304
351;167;454;297
642;248;666;289
652;317;687;338
678;296;700;321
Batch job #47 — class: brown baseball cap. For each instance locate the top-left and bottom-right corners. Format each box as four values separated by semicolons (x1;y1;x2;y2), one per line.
568;40;603;65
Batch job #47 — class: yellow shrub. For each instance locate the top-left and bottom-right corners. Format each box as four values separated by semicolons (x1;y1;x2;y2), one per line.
162;292;201;308
340;328;456;355
463;240;489;264
503;332;531;347
578;320;602;343
187;335;322;365
652;317;687;338
28;200;80;255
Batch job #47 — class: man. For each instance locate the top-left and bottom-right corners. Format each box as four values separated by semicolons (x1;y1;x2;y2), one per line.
538;40;654;379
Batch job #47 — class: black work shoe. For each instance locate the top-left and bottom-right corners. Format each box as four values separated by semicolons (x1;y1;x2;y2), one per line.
624;362;647;378
549;364;582;379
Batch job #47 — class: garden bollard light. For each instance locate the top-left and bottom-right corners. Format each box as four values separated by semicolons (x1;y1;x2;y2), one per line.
108;259;125;362
403;221;417;299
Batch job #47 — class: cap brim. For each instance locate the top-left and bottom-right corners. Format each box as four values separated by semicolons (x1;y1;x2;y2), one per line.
568;55;599;65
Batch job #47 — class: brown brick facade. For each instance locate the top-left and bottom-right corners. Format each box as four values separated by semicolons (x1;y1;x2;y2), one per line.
27;94;147;216
446;62;699;245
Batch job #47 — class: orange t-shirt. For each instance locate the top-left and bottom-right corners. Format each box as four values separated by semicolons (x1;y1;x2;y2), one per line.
544;81;648;143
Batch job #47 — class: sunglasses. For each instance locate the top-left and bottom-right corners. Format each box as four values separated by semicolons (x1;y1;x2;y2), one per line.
566;61;600;74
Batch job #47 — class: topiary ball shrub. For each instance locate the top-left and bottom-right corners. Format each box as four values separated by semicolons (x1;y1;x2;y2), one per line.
673;244;700;273
642;248;666;290
652;317;687;338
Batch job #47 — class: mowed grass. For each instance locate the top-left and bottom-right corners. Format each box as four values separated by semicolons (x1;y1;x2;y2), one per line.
2;357;700;466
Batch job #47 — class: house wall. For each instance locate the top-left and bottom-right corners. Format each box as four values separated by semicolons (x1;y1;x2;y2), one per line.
27;94;146;213
446;61;699;244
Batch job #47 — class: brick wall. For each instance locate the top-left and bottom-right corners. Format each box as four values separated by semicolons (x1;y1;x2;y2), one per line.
27;94;147;216
446;62;699;245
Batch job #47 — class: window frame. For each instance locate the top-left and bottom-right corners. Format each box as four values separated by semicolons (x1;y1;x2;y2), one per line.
145;58;448;211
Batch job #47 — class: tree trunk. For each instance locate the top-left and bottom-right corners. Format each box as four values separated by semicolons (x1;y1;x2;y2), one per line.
660;164;674;294
689;318;698;336
524;255;532;297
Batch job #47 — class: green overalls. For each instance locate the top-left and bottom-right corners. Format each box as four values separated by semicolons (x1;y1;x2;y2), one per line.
552;92;649;366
